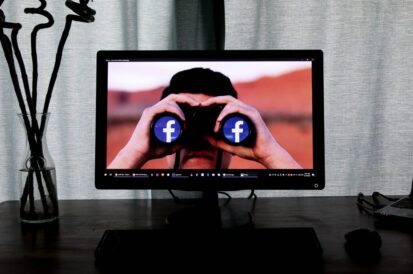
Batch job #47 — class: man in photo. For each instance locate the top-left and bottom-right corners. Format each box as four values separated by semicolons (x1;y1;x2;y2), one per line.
108;68;301;169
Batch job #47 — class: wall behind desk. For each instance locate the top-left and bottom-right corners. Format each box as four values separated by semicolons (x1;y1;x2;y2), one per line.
0;0;412;201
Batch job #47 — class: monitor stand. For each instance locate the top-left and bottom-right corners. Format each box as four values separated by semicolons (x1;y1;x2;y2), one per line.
95;193;323;270
165;190;253;229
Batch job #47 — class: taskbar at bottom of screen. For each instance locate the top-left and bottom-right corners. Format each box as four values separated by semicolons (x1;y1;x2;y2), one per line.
103;171;317;179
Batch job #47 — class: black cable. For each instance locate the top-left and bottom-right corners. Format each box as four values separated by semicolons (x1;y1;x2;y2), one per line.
218;191;231;199
248;189;256;200
218;191;231;206
168;189;181;203
248;189;257;213
167;189;200;205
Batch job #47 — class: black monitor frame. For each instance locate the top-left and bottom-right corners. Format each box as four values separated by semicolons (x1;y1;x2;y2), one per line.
95;50;324;191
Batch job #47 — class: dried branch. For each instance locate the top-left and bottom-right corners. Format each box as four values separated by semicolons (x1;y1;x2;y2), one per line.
41;0;96;135
24;0;54;111
0;10;47;215
1;0;96;222
11;28;33;113
0;12;28;121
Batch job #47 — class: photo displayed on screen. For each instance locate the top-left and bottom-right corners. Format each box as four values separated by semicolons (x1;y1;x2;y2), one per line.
106;61;313;170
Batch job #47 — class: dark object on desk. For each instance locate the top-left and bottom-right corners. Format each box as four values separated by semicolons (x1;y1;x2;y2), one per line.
95;227;323;271
345;228;382;263
374;177;413;222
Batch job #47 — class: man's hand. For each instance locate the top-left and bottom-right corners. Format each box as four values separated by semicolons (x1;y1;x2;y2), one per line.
108;94;200;169
201;96;302;169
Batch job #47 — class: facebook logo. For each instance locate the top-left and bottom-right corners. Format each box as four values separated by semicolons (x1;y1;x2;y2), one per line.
222;116;250;144
153;115;182;143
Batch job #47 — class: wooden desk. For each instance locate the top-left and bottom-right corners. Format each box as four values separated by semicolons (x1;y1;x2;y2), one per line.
0;197;412;273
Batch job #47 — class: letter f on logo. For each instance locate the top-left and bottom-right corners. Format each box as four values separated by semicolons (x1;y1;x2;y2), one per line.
163;120;176;143
232;120;244;143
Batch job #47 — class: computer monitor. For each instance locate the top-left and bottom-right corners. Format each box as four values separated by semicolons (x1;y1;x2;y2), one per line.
95;50;324;226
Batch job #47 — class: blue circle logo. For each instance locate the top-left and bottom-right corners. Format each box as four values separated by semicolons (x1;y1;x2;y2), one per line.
222;116;250;144
153;115;182;143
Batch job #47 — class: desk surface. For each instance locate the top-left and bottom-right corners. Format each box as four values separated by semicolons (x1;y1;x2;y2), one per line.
0;197;412;273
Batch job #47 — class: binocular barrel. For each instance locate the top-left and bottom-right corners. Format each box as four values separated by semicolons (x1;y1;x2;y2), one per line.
151;105;255;147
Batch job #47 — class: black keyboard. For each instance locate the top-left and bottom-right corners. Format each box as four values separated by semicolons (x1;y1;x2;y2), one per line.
95;227;323;271
392;197;413;209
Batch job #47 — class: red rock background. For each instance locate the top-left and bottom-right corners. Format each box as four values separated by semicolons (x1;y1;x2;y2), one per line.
107;68;313;169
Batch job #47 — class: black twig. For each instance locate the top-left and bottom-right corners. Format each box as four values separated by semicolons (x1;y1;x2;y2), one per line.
1;0;95;221
11;28;47;169
40;0;96;134
0;19;27;117
0;10;39;159
24;0;54;111
34;168;50;217
0;17;39;170
41;1;95;135
1;7;52;219
43;169;59;215
11;28;33;113
41;16;73;131
28;170;34;215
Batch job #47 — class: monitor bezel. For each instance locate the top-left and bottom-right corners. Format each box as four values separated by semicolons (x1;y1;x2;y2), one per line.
95;50;324;191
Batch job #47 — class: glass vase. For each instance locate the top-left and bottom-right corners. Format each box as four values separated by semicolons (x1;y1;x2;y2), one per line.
18;113;59;223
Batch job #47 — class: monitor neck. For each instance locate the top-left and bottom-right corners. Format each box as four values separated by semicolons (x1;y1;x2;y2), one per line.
165;190;252;229
201;190;219;207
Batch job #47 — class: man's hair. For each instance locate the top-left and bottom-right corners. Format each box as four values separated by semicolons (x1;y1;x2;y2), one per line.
161;68;238;99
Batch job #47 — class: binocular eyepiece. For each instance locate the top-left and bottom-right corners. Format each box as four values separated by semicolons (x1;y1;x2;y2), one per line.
151;104;255;147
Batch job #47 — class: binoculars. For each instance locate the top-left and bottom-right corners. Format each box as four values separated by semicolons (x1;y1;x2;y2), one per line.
151;104;255;147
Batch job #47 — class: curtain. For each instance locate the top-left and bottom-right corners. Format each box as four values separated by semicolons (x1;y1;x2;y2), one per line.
0;0;412;202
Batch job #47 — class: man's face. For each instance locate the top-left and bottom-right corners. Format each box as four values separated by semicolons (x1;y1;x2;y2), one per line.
166;93;231;169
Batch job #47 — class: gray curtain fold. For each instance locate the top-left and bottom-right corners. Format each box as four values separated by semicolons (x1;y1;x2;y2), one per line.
174;0;225;50
0;0;412;202
224;0;413;197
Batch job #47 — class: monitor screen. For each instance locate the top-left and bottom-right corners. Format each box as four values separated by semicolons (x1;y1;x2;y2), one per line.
95;50;324;190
